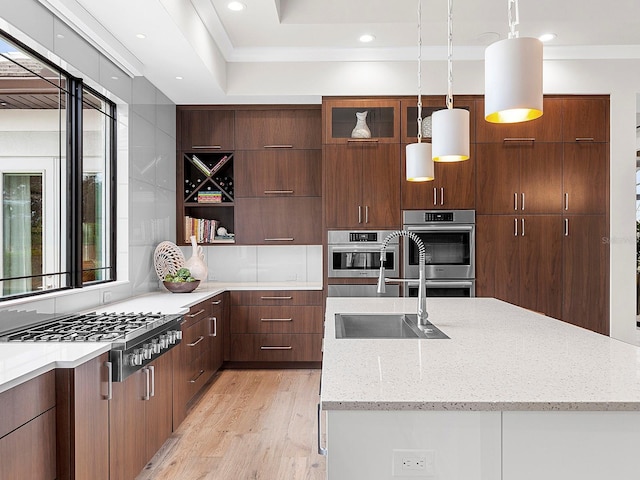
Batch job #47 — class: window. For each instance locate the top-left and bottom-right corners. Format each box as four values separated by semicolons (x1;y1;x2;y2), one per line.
0;31;116;299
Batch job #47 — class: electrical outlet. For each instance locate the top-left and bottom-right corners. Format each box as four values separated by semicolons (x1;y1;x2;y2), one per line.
392;449;435;477
102;291;112;304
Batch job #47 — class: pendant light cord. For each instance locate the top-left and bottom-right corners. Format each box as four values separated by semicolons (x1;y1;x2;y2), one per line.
446;0;453;109
508;0;519;39
416;0;423;143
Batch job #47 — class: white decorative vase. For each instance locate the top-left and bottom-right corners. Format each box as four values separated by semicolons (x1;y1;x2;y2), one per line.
183;235;208;280
351;111;372;138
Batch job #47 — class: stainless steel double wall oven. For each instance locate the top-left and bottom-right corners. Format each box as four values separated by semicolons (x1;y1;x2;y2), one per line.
403;210;476;297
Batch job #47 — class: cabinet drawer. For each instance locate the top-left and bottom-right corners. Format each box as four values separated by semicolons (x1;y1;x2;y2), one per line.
178;109;234;150
230;306;323;334
183;318;208;365
234;108;321;150
0;407;56;480
230;290;323;306
182;301;210;329
234;197;321;245
0;370;55;438
234;149;321;197
185;352;209;400
229;334;323;362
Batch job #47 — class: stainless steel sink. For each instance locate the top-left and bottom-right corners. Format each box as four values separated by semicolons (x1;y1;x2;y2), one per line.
335;313;449;339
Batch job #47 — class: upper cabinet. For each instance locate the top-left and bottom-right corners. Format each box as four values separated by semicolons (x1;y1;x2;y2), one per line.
400;96;476;144
475;97;563;143
562;96;609;143
178;109;235;151
323;98;400;144
235;108;322;150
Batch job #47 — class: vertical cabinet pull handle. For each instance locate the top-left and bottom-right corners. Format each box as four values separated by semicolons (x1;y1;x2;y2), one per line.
104;361;113;400
358;205;362;223
149;365;155;398
564;193;569;211
521;193;525;211
317;404;328;456
433;188;438;206
143;367;151;401
514;218;518;236
564;218;569;236
440;187;444;206
365;205;369;224
514;193;518;210
521;218;525;236
209;316;217;337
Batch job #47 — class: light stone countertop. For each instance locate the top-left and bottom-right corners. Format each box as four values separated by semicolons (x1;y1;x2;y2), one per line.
321;297;640;412
0;280;322;394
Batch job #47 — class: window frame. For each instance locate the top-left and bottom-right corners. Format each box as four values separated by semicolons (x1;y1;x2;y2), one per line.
0;30;117;300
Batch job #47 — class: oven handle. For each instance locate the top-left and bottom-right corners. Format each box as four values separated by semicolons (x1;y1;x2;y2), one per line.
328;246;398;252
404;225;474;232
407;280;474;288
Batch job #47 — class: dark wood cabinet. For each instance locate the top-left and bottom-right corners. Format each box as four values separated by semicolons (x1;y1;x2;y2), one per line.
0;371;56;480
229;290;323;364
234;108;321;150
209;293;227;373
562;96;609;143
324;143;401;228
400;95;476;144
402;144;476;210
56;353;110;480
476;142;563;214
475;97;564;143
324;98;400;144
476;215;563;319
563;142;609;215
234;197;321;245
563;215;609;335
178;108;234;151
234;149;321;197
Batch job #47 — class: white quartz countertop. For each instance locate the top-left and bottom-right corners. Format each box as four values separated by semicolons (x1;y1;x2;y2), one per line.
321;297;640;412
0;281;321;393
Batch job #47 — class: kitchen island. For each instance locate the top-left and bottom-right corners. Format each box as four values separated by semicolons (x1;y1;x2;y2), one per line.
320;297;640;480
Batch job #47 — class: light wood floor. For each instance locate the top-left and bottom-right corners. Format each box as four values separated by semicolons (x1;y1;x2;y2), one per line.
136;369;326;480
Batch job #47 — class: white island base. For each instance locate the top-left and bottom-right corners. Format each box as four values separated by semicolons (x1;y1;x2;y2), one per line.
320;298;640;480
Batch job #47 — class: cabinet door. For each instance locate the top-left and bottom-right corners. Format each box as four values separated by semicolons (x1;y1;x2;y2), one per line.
235;108;321;149
145;352;173;462
563;215;609;335
518;215;563;319
562;97;609;142
475;215;519;304
324;144;363;228
234;197;321;245
323;99;400;144
361;143;401;228
401;96;476;144
433;146;476;210
563;143;609;214
178;109;234;150
475;97;563;143
234;149;321;197
210;294;226;373
476;143;520;214
519;143;563;213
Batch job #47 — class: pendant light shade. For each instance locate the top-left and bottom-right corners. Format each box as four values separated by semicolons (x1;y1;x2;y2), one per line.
406;142;434;182
432;108;470;162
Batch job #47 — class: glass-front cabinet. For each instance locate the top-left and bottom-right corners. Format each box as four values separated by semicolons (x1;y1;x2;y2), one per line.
401;96;476;144
323;98;400;144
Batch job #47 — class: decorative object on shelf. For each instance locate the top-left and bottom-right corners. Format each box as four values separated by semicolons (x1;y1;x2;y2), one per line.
431;0;470;162
406;0;434;182
217;226;228;236
183;235;208;280
484;0;543;123
163;279;200;293
153;241;185;281
351;111;372;138
421;115;432;138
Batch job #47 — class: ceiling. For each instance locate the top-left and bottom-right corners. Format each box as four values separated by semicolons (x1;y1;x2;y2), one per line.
39;0;640;104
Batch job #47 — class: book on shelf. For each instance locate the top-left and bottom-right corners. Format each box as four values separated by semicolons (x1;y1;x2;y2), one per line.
198;191;222;203
191;155;211;177
213;234;235;243
210;155;230;175
184;216;221;243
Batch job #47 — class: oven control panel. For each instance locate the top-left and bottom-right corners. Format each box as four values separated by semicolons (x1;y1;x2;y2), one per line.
349;232;378;242
423;212;454;222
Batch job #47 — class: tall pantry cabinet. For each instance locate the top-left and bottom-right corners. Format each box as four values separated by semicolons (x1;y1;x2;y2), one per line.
475;96;610;335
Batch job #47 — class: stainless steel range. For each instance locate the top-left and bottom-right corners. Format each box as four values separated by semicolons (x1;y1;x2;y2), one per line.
0;312;183;381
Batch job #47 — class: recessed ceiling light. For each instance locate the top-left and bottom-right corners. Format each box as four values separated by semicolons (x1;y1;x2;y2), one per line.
359;34;376;43
136;33;146;39
56;33;64;39
539;33;557;42
111;76;119;80
176;76;183;80
228;1;246;11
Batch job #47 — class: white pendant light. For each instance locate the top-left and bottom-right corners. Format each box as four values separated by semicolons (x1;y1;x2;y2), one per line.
406;0;434;182
484;0;543;124
432;0;470;162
